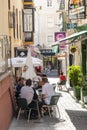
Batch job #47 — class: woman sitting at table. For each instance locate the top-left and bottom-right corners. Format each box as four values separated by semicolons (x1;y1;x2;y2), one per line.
58;71;66;90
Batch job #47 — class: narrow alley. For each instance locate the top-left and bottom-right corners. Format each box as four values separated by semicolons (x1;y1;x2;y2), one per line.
9;72;87;130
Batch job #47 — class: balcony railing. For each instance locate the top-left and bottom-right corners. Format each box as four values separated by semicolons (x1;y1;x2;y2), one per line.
24;0;33;2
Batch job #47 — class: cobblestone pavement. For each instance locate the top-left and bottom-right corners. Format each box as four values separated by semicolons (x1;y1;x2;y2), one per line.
9;77;87;130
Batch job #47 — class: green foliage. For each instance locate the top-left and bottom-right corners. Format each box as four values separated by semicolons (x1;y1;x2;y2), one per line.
81;76;87;89
70;46;77;53
68;65;82;87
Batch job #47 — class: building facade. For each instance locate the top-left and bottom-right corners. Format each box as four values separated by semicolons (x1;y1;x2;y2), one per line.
34;0;68;74
0;1;24;129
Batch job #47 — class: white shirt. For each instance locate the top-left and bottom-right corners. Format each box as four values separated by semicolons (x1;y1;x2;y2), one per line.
20;86;34;104
42;82;55;105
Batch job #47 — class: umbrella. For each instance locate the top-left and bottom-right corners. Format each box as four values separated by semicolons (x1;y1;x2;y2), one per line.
22;47;36;79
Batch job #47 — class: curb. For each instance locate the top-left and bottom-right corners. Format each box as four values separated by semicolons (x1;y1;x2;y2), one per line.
69;90;87;110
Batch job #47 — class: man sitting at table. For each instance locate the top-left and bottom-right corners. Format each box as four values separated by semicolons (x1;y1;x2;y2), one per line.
39;77;55;115
20;78;38;119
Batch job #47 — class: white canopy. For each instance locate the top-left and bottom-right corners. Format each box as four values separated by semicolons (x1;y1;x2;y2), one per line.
8;57;26;68
8;56;43;68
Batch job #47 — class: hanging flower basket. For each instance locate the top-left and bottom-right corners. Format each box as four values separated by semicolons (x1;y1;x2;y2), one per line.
70;46;77;53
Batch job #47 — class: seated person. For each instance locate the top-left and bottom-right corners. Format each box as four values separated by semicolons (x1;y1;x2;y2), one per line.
39;77;55;115
20;79;39;118
32;73;42;90
58;72;66;90
20;79;34;105
15;77;25;99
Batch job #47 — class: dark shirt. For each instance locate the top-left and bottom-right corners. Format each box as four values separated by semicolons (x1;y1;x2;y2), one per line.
15;84;24;98
32;88;38;100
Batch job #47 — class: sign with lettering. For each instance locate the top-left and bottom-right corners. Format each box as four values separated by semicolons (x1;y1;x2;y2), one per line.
68;0;86;19
55;32;66;50
67;23;77;29
40;49;55;56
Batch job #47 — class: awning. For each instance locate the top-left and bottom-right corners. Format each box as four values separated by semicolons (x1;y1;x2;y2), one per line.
8;57;43;68
51;30;87;46
59;30;87;42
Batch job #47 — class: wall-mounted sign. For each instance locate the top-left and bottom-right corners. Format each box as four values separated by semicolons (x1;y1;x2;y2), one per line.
14;48;28;57
68;0;86;19
55;32;66;49
67;23;77;29
40;49;55;56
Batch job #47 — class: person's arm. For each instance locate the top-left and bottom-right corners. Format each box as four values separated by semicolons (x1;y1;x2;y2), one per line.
41;86;46;99
41;94;46;99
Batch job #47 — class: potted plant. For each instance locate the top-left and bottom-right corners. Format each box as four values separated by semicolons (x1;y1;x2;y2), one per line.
70;46;77;53
68;65;82;100
80;76;87;103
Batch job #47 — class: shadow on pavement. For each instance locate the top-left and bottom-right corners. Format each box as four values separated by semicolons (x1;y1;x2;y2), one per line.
66;109;87;130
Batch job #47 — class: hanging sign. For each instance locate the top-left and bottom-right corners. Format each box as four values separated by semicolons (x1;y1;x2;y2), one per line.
68;0;86;19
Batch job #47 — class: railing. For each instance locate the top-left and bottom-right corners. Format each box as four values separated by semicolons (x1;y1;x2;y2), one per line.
24;0;33;2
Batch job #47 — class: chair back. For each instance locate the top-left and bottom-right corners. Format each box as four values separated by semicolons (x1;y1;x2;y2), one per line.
50;95;60;105
17;98;28;110
61;80;66;85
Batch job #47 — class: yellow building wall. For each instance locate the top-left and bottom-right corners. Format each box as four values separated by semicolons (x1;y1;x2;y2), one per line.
0;0;8;35
9;0;23;57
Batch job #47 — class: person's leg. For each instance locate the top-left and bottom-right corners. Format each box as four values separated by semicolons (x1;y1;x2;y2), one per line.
58;82;62;90
28;101;38;119
38;100;46;116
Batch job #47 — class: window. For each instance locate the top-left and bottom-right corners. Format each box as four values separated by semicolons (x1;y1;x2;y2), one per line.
47;0;52;7
16;9;18;38
8;0;10;9
19;11;22;39
24;32;33;42
47;16;54;28
47;35;53;44
13;6;15;38
8;11;14;28
23;9;33;32
0;36;10;74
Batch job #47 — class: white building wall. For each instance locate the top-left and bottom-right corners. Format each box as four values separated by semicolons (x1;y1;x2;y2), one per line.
34;0;68;47
34;0;68;75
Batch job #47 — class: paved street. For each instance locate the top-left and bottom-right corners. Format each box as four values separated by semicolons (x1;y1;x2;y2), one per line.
9;70;87;130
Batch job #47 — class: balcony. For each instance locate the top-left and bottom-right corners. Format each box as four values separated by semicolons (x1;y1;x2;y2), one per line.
24;32;33;42
24;0;33;2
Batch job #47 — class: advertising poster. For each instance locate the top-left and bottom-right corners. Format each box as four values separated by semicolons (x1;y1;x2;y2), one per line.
68;0;86;19
55;32;66;49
